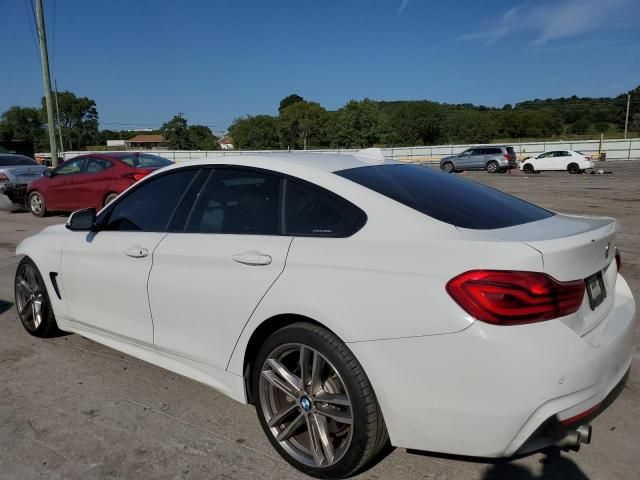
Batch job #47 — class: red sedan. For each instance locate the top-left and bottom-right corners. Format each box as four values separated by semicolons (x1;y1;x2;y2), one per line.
26;153;172;217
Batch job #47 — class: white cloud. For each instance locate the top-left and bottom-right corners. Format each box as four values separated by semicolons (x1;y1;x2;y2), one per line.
460;0;638;46
398;0;410;15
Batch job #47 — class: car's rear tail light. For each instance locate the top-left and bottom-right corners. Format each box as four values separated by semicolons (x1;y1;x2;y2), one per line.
0;172;8;183
446;270;585;325
503;154;510;160
123;172;148;182
615;248;621;272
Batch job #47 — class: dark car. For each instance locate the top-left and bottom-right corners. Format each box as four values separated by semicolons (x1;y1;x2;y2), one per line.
440;146;517;173
26;152;172;217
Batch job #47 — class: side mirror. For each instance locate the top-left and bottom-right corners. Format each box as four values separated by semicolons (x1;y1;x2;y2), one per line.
43;169;52;177
66;208;96;231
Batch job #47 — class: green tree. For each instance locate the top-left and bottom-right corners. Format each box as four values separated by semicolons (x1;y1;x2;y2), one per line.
161;114;194;150
279;94;305;114
278;101;328;149
330;99;382;148
228;115;280;150
0;106;44;143
387;102;443;146
42;91;99;150
188;124;219;150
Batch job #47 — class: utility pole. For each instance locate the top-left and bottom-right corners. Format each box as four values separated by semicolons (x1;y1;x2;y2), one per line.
54;80;64;153
35;0;58;166
623;93;631;139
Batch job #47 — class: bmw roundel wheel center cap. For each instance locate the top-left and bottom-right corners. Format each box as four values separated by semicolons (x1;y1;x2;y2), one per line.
299;395;313;412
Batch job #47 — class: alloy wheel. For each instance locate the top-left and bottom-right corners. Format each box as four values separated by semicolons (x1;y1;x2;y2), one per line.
15;262;46;331
30;194;43;215
259;343;354;468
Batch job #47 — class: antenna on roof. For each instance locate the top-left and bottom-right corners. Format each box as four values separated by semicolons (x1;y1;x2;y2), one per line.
353;148;386;164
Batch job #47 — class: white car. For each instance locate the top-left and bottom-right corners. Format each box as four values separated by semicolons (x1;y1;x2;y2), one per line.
520;149;594;174
15;149;636;478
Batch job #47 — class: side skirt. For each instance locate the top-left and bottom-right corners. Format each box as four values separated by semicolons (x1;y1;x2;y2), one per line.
57;317;248;404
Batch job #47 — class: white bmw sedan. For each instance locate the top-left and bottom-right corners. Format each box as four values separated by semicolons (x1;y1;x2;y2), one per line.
15;149;636;478
520;149;594;174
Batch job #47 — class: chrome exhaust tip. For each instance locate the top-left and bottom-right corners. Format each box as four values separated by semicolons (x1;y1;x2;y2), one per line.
555;424;592;451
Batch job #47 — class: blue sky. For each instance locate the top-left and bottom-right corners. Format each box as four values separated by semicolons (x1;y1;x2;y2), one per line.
2;0;639;133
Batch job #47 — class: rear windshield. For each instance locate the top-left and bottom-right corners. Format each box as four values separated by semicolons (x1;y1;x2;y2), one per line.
506;147;516;155
0;155;39;166
336;164;554;229
118;154;172;168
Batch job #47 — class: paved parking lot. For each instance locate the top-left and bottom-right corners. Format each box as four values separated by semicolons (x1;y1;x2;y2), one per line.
0;161;638;479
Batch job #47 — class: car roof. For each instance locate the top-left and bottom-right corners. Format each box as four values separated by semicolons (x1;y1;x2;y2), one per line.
163;149;395;174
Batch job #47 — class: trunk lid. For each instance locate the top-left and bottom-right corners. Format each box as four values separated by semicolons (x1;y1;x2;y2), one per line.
459;214;619;335
2;166;46;184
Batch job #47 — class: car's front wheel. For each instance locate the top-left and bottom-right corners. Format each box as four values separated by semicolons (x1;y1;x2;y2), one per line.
523;163;534;174
14;257;59;337
441;161;454;173
28;191;47;217
253;323;388;479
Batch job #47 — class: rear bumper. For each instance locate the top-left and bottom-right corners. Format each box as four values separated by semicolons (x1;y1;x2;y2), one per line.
348;273;636;457
0;183;27;211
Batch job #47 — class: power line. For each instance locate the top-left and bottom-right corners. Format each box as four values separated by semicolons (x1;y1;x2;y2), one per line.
22;0;39;58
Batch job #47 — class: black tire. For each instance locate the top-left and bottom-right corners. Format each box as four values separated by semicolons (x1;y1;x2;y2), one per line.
567;163;580;174
104;192;119;206
523;163;534;174
252;323;388;479
28;191;47;217
441;161;454;173
486;160;499;173
14;257;59;338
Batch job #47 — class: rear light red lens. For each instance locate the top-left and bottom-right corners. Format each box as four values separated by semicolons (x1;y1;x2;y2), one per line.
446;270;585;325
123;172;148;182
503;154;510;160
0;172;8;182
615;248;621;272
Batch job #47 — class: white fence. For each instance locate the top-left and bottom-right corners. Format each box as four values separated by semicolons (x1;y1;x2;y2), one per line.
58;137;640;163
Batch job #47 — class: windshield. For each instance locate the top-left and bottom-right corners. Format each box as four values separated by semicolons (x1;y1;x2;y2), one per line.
337;164;554;230
118;154;172;168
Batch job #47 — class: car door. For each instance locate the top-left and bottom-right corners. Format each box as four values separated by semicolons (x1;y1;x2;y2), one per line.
58;168;200;345
457;149;476;169
534;151;554;170
45;158;86;210
148;167;293;369
554;151;572;170
75;157;114;210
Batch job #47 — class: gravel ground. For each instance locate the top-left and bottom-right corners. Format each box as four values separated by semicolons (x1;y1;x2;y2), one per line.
0;160;638;480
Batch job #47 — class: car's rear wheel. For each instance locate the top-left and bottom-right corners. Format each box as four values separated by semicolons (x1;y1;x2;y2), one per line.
253;323;388;479
28;191;47;217
14;257;59;338
486;160;499;173
567;163;580;174
104;192;119;206
441;161;454;173
523;163;534;174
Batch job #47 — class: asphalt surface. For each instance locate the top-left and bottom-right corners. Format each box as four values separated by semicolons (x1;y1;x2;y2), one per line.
1;161;639;480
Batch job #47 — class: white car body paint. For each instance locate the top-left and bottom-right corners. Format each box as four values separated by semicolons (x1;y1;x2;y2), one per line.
520;149;595;172
16;151;636;458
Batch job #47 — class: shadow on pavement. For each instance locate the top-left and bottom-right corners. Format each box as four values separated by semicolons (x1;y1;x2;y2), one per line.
482;448;589;480
0;299;13;315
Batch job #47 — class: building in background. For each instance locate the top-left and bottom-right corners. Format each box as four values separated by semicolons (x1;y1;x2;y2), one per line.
218;135;234;150
126;134;166;150
106;139;126;148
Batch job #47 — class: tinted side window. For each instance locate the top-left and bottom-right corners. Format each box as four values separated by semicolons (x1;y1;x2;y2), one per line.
102;169;197;231
487;148;502;154
86;158;112;173
185;168;282;235
284;180;366;237
55;159;84;175
337;164;554;230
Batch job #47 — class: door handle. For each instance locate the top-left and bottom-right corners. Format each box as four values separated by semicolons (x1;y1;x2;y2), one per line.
232;251;272;266
123;246;148;258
